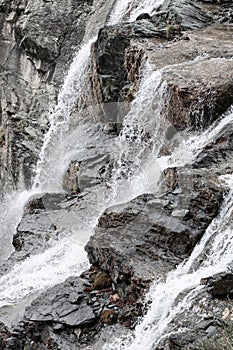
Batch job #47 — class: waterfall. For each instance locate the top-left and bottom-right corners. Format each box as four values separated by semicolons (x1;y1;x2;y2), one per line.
117;174;233;350
109;0;164;24
110;63;167;202
32;38;96;193
0;0;168;326
1;0;231;347
103;106;233;349
129;0;165;21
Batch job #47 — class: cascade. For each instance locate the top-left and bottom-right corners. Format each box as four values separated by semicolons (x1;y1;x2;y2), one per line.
129;0;165;21
109;0;164;24
0;0;232;347
0;0;168;326
103;106;233;349
32;38;96;193
110;64;167;201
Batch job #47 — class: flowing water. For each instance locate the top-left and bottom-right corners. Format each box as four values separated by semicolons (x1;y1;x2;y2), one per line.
0;0;233;347
0;0;169;326
109;0;164;24
104;172;233;350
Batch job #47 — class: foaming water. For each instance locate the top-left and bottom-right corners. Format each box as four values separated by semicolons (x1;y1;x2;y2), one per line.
0;236;89;308
111;64;167;201
0;0;168;326
170;106;233;167
0;190;36;262
103;174;233;350
129;0;164;21
109;0;164;24
33;38;96;193
109;0;132;24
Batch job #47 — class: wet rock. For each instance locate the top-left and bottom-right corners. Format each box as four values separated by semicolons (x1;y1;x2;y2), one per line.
24;193;66;213
0;322;10;349
152;0;213;30
194;123;233;170
163;58;233;130
201;272;233;297
136;13;151;21
90;17;181;132
0;0;94;193
86;172;223;298
62;154;110;194
25;277;96;327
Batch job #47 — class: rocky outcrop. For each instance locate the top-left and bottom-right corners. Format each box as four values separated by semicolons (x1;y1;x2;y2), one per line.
0;1;233;350
62;130;114;194
90;1;233;136
0;0;93;193
0;270;130;350
89;0;214;132
86;171;223;299
201;272;233;297
152;0;212;30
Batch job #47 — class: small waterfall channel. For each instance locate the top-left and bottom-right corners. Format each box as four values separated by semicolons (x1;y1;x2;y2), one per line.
103;106;233;349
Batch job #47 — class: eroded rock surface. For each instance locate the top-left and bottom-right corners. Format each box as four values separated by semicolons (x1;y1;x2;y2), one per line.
0;0;93;193
86;171;223;297
0;0;233;349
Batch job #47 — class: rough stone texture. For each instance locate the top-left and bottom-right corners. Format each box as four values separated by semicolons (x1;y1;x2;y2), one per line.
62;131;114;194
90;1;232;135
201;272;233;297
0;270;126;350
194;123;233;171
163;58;233;130
0;0;93;193
85;172;223;295
135;26;233;131
0;1;233;349
25;277;96;326
89;14;184;131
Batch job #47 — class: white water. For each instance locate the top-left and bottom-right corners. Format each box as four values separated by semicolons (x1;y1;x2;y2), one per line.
109;0;164;24
118;177;233;350
0;190;34;261
1;0;232;347
0;0;168;325
33;38;97;193
170;106;233;167
103;112;233;349
129;0;165;22
110;64;167;201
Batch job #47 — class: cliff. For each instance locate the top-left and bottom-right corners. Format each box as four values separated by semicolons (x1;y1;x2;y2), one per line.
0;0;233;349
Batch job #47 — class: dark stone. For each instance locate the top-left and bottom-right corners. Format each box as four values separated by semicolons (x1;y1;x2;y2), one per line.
24;193;66;213
85;171;223;297
0;0;94;193
201;272;233;297
136;13;151;21
152;0;213;30
25;277;97;327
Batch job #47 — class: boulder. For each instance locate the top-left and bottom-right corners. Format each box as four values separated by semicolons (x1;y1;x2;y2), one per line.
152;0;213;30
25;278;96;327
86;171;223;296
201;272;233;297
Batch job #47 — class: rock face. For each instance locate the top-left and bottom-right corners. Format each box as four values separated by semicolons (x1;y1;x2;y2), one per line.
0;1;233;350
201;272;233;297
86;169;223;297
0;0;93;193
25;277;96;326
152;0;213;30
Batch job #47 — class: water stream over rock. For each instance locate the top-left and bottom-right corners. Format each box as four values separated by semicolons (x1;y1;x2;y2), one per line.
0;0;233;349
